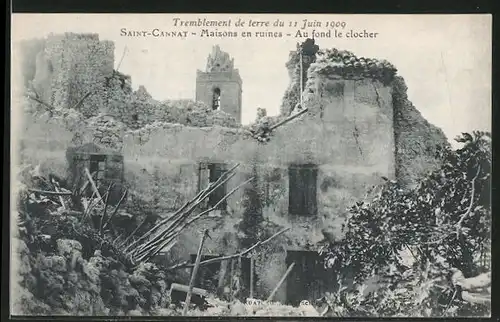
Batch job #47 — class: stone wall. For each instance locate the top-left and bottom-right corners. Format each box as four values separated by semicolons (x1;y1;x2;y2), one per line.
31;33;115;117
391;76;450;188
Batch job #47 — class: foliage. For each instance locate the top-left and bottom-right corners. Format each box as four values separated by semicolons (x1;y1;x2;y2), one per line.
321;131;491;317
238;164;264;249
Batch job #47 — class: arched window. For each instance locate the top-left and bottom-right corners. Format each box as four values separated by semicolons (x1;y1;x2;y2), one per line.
212;87;221;110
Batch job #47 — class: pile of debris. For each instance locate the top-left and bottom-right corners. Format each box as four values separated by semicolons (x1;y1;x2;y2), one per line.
246;106;309;143
15;163;318;316
173;297;325;316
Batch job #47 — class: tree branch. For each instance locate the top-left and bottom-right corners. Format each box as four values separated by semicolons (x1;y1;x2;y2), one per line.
99;183;114;235
456;165;481;234
27;94;56;112
70;91;93;110
84;168;105;206
183;229;209;316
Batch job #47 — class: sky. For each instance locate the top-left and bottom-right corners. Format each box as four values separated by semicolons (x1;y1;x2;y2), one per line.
12;14;492;147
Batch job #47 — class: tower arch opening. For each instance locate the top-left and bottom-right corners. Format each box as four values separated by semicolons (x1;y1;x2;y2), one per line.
212;87;221;110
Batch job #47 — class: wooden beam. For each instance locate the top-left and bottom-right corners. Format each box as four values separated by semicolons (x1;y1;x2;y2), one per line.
84;167;105;206
170;283;208;298
267;262;296;302
28;189;72;196
51;179;67;210
269;108;309;131
183;230;209;316
250;257;255;299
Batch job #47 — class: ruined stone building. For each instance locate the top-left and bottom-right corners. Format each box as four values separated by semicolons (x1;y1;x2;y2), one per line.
18;33;450;305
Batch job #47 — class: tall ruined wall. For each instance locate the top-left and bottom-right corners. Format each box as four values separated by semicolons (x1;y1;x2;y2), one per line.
391;76;450;187
29;33;115;117
282;46;449;188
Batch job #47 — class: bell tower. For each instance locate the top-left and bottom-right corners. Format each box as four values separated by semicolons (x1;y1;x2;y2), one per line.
196;45;242;124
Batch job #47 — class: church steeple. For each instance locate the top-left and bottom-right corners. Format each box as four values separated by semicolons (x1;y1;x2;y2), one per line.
196;45;242;124
206;45;235;72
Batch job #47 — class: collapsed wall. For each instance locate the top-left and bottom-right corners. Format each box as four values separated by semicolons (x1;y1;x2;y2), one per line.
105;73;240;130
19;33;239;144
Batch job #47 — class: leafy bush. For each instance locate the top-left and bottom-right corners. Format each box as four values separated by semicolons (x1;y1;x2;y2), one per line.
321;131;491;317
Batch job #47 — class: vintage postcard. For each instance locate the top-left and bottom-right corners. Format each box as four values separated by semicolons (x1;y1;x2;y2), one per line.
10;14;492;317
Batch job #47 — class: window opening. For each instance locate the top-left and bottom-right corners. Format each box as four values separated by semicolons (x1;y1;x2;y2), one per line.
212;87;221;110
288;164;318;216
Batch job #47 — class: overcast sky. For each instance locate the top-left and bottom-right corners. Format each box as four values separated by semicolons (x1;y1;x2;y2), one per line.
12;14;491;147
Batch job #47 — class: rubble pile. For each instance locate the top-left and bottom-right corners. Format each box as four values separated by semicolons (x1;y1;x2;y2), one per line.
106;78;239;130
176;298;322;317
13;165;176;316
245;115;283;143
209;109;240;128
12;164;320;317
180;102;238;128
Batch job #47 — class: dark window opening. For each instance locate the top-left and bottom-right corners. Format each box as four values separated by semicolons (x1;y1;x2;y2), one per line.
198;162;228;210
212;87;221;110
70;153;125;203
89;154;107;189
285;250;335;306
288;164;318;216
67;143;125;206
